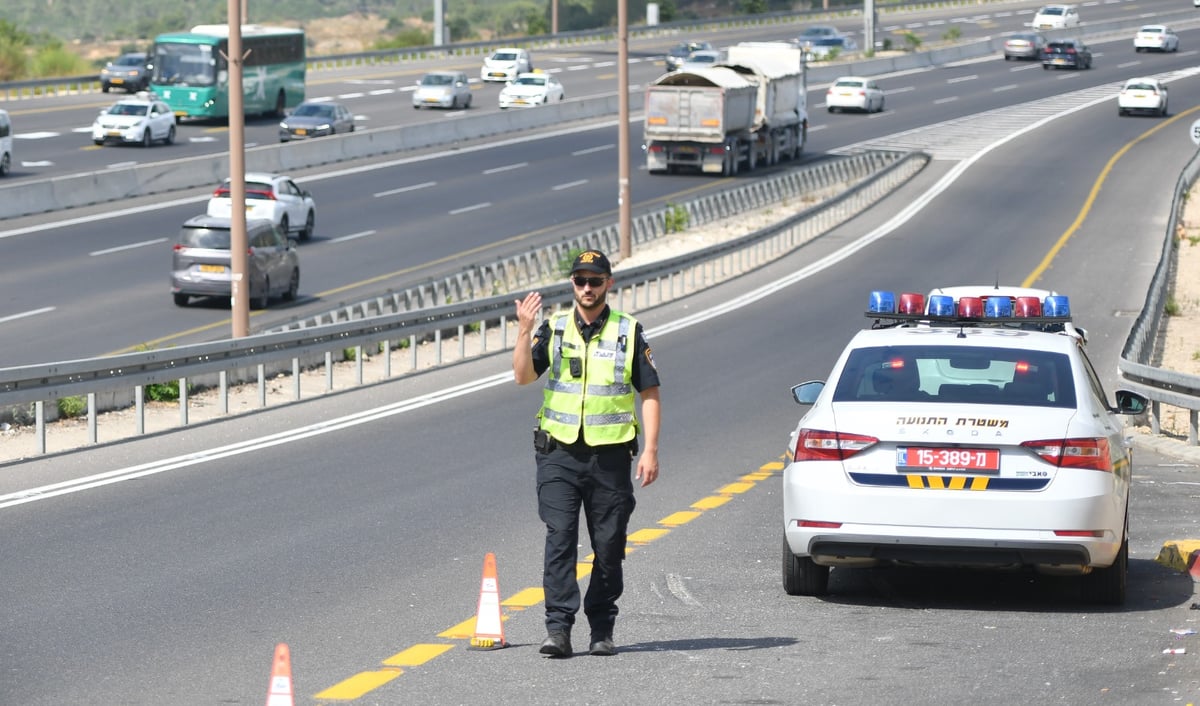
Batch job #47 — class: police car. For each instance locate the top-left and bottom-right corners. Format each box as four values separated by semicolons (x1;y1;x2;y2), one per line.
498;72;565;109
782;286;1147;605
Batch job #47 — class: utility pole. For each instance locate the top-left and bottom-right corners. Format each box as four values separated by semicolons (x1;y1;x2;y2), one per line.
617;0;631;259
434;0;445;46
227;0;249;337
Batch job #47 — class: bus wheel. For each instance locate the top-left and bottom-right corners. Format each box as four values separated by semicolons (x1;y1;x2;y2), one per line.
274;90;286;118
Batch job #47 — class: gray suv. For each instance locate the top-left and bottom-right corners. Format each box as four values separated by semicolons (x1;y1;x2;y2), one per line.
171;215;300;309
100;52;151;93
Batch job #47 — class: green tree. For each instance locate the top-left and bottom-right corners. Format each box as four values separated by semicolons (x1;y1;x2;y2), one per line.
738;0;768;14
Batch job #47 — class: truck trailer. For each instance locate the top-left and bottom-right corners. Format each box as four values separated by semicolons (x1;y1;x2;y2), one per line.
645;42;807;176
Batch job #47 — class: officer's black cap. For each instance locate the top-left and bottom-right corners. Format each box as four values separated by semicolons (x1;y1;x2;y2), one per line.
571;250;612;275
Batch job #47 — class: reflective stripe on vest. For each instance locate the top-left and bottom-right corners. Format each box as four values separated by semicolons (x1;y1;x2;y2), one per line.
539;310;637;445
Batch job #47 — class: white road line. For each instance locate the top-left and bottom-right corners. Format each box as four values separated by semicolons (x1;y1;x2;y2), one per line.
571;144;615;156
1117;61;1141;69
0;307;54;325
593;61;615;68
450;202;491;214
329;230;376;244
90;238;167;256
552;179;588;190
368;89;395;96
934;97;958;104
15;131;58;139
947;75;978;84
337;92;366;99
106;161;137;169
4;77;1164;509
886;86;917;94
483;162;528;174
21;160;53;167
374;181;436;197
993;84;1018;92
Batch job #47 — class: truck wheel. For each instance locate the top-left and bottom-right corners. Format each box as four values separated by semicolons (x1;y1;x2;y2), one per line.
747;143;757;171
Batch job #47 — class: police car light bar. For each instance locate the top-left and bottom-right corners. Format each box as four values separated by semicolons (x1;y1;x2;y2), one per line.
866;290;1072;326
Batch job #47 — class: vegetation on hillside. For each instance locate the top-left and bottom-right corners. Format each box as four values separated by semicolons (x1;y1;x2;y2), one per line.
0;0;860;81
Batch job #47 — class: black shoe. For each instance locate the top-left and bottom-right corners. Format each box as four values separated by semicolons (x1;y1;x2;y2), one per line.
589;637;616;656
539;632;572;658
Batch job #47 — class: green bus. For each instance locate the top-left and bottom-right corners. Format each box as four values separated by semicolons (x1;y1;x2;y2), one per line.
150;25;306;120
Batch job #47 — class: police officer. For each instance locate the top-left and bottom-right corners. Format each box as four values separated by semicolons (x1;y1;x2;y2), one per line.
512;249;661;658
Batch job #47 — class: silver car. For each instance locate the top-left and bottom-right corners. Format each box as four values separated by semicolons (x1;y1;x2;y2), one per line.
171;215;300;309
100;52;151;93
412;71;472;109
278;101;356;142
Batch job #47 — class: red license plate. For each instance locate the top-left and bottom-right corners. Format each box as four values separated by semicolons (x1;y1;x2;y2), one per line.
897;447;999;473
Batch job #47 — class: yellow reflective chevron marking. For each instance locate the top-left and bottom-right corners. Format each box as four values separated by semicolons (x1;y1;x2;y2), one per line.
905;475;991;489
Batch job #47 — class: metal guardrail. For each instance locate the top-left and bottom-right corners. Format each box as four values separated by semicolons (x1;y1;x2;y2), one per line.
274;150;903;332
0;149;926;455
1118;149;1200;445
0;0;1009;100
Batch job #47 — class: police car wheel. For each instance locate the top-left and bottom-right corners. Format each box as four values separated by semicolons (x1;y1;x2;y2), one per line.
782;535;829;596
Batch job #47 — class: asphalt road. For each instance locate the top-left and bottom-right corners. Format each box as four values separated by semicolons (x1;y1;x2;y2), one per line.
3;1;1197;367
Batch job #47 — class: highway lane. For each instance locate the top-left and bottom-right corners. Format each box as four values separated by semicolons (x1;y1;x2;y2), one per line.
3;16;1199;367
2;87;1198;703
0;0;1162;177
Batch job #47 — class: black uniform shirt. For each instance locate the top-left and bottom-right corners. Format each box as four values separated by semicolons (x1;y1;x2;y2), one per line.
530;305;661;391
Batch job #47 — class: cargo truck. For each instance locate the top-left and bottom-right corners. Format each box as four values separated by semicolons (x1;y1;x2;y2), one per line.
644;41;806;176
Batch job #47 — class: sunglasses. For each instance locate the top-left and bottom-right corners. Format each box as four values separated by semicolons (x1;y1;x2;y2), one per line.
572;275;608;288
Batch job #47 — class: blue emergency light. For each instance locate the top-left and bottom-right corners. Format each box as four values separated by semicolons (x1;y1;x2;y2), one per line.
928;294;956;317
984;296;1013;318
1043;295;1070;318
868;290;895;313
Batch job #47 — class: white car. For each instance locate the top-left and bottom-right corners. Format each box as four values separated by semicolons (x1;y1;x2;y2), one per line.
782;285;1147;605
480;48;532;83
1118;78;1168;117
1133;25;1179;53
412;71;472;110
678;49;723;71
825;76;884;113
498;72;564;109
205;172;317;242
91;94;176;147
1031;4;1079;30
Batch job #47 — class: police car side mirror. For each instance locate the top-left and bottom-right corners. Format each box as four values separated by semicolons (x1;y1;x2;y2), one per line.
1113;390;1148;415
791;380;825;405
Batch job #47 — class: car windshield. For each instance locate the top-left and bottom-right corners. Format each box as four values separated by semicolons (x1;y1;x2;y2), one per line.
115;55;144;66
801;27;837;38
292;104;334;118
832;345;1077;407
492;52;518;61
1140;27;1163;34
1039;7;1064;15
515;76;546;86
1126;82;1157;91
834;80;864;88
179;227;231;250
108;103;148;116
687;53;718;63
421;74;455;85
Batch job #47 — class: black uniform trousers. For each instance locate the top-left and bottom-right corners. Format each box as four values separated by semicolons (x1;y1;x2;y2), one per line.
535;441;636;638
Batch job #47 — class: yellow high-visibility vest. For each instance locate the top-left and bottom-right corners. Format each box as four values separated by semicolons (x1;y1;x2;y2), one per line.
539;310;638;446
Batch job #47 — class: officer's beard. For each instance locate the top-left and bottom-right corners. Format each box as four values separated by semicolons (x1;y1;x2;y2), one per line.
574;287;607;316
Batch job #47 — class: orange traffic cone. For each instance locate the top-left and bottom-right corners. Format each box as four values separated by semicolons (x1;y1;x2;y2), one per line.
1189;549;1200;583
265;643;294;706
468;552;508;650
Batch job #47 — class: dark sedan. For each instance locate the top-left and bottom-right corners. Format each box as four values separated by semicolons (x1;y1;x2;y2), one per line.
1041;39;1092;70
279;101;356;142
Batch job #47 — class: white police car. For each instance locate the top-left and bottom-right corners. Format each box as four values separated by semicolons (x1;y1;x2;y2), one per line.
782;286;1147;605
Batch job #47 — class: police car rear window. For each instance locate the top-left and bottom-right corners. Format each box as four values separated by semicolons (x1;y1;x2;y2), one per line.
832;346;1077;407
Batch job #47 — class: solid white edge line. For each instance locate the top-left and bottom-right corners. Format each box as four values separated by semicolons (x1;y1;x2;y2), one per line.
0;74;1166;510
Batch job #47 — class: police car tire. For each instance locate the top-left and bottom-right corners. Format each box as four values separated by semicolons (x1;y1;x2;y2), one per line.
782;535;829;596
1080;534;1127;606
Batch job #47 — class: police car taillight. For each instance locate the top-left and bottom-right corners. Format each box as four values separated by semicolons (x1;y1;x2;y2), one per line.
794;429;878;462
1020;438;1112;472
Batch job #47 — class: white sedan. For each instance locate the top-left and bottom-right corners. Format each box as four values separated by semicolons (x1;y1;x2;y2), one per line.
205;172;317;242
825;76;884;113
91;94;176;147
1133;25;1179;53
782;285;1147;605
498;73;564;109
1117;78;1168;117
1031;4;1079;30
